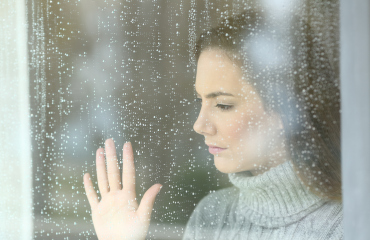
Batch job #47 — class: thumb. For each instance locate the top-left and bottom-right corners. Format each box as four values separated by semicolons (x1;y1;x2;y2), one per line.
137;183;162;222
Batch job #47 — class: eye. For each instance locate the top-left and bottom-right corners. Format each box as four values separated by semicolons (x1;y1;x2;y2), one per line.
195;98;202;103
216;104;233;111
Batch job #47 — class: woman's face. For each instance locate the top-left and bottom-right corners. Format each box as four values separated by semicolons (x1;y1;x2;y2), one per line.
193;49;287;175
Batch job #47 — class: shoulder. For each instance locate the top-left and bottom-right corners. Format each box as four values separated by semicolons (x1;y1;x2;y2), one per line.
301;200;343;240
318;201;343;239
183;187;239;240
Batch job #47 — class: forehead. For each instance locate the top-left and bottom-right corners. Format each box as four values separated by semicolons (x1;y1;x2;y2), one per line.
195;49;250;96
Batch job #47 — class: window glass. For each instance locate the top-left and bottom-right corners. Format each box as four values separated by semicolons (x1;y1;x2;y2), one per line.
26;0;340;239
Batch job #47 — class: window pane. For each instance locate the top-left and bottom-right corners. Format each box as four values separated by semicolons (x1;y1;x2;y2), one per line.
25;0;340;239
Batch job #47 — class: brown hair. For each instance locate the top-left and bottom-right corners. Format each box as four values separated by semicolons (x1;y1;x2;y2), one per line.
195;10;341;201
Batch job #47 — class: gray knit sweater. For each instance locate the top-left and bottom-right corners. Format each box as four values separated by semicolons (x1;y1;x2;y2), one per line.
183;161;343;240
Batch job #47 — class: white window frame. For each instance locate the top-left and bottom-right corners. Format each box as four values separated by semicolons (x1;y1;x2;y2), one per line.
341;0;370;239
0;0;32;239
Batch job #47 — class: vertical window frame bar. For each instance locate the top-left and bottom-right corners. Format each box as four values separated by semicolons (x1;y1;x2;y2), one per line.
340;0;370;239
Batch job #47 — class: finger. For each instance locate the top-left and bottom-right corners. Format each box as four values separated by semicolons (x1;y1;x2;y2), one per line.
137;183;162;223
96;147;109;196
122;142;136;198
83;173;99;210
105;138;121;191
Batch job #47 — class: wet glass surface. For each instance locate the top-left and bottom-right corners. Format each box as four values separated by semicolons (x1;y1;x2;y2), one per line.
0;0;340;239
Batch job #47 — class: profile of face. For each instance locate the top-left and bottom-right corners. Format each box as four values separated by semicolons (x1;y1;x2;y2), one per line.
193;49;287;175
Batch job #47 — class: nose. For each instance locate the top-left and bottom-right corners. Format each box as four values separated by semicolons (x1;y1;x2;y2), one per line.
193;106;216;136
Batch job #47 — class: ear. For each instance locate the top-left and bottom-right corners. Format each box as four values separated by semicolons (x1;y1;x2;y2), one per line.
271;111;284;130
278;115;284;130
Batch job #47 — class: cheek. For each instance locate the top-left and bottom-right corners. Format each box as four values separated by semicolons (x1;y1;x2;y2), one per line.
222;111;255;146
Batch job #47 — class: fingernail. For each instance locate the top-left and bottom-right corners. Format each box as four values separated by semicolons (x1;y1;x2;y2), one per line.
124;141;131;149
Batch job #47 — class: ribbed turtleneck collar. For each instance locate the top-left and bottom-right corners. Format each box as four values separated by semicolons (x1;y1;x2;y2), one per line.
228;160;327;228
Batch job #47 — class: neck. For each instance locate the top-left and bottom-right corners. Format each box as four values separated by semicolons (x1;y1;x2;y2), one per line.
249;141;288;176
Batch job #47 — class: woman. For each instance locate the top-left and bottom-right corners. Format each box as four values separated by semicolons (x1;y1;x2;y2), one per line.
83;10;342;240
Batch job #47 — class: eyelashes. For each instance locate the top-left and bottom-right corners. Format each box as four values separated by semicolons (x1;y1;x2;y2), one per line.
216;104;234;111
195;98;234;111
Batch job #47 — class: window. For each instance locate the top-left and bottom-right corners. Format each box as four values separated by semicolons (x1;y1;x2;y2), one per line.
1;0;369;239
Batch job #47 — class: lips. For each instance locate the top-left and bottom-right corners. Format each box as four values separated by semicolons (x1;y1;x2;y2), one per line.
207;144;227;154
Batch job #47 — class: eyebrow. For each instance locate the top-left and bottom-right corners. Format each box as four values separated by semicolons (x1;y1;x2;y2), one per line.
196;91;235;99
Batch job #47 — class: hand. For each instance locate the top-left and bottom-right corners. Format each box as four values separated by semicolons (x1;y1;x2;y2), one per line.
83;139;162;240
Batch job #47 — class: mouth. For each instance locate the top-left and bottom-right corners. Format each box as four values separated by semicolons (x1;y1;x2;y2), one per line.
207;144;227;155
